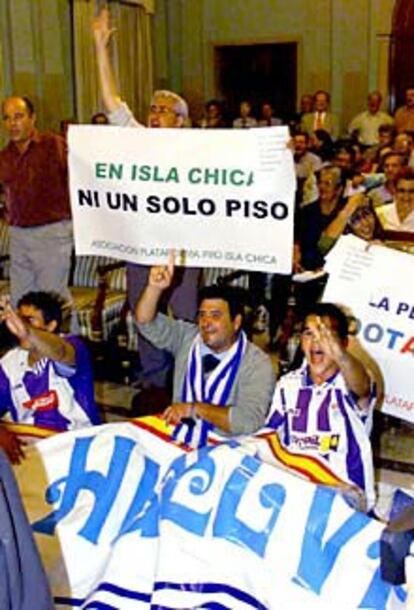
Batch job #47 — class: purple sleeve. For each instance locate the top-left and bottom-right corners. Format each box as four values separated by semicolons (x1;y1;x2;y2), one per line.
0;365;12;417
55;336;101;425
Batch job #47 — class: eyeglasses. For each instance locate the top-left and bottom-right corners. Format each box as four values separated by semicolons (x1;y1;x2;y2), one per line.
149;104;176;116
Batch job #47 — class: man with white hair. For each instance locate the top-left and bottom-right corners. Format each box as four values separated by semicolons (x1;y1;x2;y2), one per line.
93;9;200;392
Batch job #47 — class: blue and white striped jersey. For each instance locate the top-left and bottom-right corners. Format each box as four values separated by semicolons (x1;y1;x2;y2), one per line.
267;360;375;505
0;335;100;431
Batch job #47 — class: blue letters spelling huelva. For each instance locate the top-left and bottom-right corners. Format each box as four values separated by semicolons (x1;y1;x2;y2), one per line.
161;450;215;536
293;487;371;593
116;455;160;539
213;454;286;557
33;435;136;544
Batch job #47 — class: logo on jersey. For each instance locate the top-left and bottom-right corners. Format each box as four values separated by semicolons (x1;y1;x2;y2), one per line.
23;390;59;412
291;433;340;453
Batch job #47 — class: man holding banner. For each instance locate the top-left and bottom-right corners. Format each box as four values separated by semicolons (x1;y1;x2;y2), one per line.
135;254;276;447
92;8;200;392
267;303;375;508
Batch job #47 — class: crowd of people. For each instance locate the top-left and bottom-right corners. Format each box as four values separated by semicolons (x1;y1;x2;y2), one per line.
0;7;411;514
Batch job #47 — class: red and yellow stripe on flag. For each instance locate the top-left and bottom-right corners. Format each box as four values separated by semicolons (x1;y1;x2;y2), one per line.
0;421;59;441
131;415;193;452
0;417;345;489
256;430;345;487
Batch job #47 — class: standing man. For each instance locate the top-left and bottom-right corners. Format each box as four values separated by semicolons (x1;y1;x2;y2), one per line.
394;87;414;133
0;96;73;306
257;101;282;127
232;100;257;129
92;9;200;392
301;90;339;141
348;91;394;147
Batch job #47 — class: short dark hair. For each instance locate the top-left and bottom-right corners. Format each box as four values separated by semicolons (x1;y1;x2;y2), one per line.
17;291;63;329
314;89;330;103
197;284;246;320
382;151;406;166
334;142;356;164
205;99;222;111
378;123;395;135
303;303;349;340
91;112;109;125
293;129;309;142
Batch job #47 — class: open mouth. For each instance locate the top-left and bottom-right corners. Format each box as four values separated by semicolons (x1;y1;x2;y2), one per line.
310;348;325;364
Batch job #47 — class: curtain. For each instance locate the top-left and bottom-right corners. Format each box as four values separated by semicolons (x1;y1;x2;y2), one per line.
389;0;414;112
72;0;154;124
0;0;74;143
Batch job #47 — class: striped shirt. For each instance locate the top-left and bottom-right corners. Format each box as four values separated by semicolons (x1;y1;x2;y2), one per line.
0;336;100;431
266;361;375;505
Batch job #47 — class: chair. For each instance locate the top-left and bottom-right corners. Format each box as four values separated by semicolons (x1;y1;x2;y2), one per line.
70;255;127;345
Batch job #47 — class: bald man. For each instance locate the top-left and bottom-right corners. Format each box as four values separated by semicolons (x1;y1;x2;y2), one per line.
0;96;72;306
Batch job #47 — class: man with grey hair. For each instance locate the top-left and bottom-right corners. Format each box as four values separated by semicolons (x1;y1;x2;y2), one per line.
348;91;393;147
93;8;200;394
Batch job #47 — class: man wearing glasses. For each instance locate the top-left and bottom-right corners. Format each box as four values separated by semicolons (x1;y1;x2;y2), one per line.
92;9;200;394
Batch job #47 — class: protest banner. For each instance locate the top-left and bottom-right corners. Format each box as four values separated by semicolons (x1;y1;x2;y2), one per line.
10;420;407;609
323;234;414;423
68;125;295;273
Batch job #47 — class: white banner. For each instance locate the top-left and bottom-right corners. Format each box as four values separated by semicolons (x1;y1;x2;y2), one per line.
323;235;414;423
12;421;407;609
68;125;295;273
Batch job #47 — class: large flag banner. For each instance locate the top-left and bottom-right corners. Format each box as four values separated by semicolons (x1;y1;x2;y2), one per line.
11;421;407;609
68;126;295;273
323;235;414;423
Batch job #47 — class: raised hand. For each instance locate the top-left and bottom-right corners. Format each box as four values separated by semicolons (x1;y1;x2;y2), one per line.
312;315;345;362
148;250;175;291
0;298;29;342
92;7;116;48
344;192;368;218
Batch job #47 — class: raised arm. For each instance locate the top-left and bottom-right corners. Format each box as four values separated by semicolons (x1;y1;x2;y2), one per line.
314;317;371;409
1;302;75;366
92;8;122;113
135;252;175;324
319;193;366;247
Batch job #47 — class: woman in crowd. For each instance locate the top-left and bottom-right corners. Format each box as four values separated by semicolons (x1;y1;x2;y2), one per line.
318;194;385;254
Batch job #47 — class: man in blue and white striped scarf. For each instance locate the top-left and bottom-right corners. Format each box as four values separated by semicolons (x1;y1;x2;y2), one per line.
135;254;276;448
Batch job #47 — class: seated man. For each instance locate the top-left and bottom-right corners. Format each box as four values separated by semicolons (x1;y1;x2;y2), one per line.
135;255;276;448
266;303;375;508
0;292;100;458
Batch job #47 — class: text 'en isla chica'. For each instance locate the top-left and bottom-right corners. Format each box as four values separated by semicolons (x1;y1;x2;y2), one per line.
95;163;255;187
